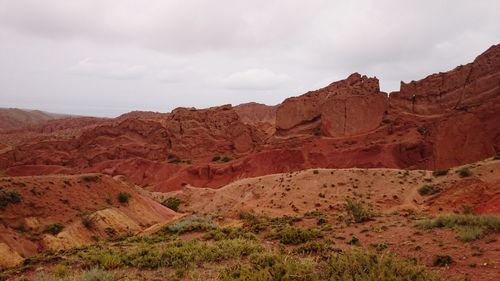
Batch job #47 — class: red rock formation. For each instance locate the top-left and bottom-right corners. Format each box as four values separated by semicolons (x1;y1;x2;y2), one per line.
0;44;498;191
276;73;387;137
0;108;70;131
389;44;500;114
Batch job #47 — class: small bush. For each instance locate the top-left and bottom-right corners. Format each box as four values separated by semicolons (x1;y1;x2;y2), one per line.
163;216;217;234
415;214;500;241
313;170;319;175
455;226;485;242
432;169;449;177
204;227;256;241
418;184;441;196
432;255;453;267
346;198;373;223
162;197;181;211
81;215;95;229
81;175;100;183
457;167;471;177
80;268;116;281
293;240;336;255
117;192;131;204
53;263;69;278
0;189;22;209
44;223;64;235
267;226;321;245
212;156;221;162
221;156;232;162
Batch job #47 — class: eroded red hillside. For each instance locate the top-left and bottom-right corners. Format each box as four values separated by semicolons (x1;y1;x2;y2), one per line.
0;44;499;191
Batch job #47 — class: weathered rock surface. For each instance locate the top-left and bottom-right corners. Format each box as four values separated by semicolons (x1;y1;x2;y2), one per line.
0;44;498;191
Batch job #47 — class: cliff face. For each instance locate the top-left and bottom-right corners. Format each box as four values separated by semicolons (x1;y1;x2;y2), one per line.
389;44;500;114
0;44;498;190
276;73;387;137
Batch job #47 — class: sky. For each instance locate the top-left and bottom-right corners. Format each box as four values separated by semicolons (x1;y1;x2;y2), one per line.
0;1;499;117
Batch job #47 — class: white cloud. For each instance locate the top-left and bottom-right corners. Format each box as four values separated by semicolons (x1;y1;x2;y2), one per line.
0;1;498;116
221;68;291;90
67;58;147;80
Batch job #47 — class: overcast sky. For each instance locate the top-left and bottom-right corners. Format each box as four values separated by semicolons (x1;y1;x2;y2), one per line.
0;1;499;117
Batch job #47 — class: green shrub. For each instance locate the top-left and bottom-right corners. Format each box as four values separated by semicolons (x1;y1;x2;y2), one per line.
80;268;116;281
418;184;441;196
324;250;448;280
204;227;256;241
292;240;336;255
266;226;320;245
415;214;500;241
220;253;316;281
346;198;373;223
432;169;449;177
221;156;232;162
457;167;471;177
52;263;69;278
81;175;100;183
85;239;263;270
117;192;131;204
220;249;450;281
212;156;221;162
44;223;64;235
432;255;453;267
81;215;95;229
163;216;217;234
455;225;485;242
0;189;22;209
162;197;181;212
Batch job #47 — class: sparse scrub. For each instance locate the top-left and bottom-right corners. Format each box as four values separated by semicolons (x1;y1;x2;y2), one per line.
81;174;100;183
52;263;69;278
82;238;262;270
162;197;181;211
220;249;451;281
457;167;472;177
117;192;131;204
163;216;217;234
0;189;22;209
221;156;232;162
415;214;500;241
81;268;116;281
293;240;336;255
345;198;373;223
204;227;256;241
81;214;95;229
418;184;441;196
432;169;449;177
266;226;321;244
432;255;453;267
212;156;221;162
44;223;64;235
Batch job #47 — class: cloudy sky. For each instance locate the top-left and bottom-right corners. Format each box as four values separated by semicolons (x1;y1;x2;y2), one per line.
0;1;499;117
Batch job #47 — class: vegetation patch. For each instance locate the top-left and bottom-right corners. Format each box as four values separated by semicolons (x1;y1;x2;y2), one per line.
163;216;217;234
44;223;64;235
432;169;449;177
266;226;321;244
457;167;472;177
219;249;452;281
345;198;374;223
415;214;500;241
162;197;182;212
418;184;441;196
81;238;262;270
0;189;22;209
117;192;131;204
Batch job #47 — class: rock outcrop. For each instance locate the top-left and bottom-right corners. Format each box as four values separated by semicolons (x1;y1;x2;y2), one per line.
276;73;387;137
0;44;498;191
